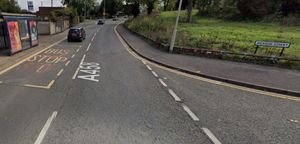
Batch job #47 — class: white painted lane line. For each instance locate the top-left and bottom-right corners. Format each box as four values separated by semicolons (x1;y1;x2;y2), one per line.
0;81;2;84
86;43;91;51
76;49;80;52
202;128;222;144
65;61;71;66
73;54;86;79
72;68;80;79
168;89;182;102
57;69;64;77
182;104;199;121
71;54;75;58
158;78;167;87
142;60;147;65
34;111;58;144
146;65;152;71
80;54;86;64
91;36;95;42
151;71;158;77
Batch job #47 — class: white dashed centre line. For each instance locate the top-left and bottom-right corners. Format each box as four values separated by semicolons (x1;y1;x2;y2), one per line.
87;43;91;51
34;111;57;144
151;71;158;77
202;128;222;144
76;49;80;52
142;60;147;65
158;78;167;87
72;54;86;79
182;104;199;121
146;65;152;71
168;89;182;102
71;54;75;58
57;69;64;77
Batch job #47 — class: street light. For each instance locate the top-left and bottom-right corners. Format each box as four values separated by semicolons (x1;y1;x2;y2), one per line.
103;0;106;20
169;0;183;53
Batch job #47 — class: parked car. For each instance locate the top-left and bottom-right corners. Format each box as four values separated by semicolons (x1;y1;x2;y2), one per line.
68;27;86;42
98;19;105;25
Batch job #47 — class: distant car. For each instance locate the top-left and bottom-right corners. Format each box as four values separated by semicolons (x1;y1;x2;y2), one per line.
98;19;105;25
68;27;86;42
112;16;118;21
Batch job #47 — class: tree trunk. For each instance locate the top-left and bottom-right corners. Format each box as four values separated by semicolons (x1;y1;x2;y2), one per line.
187;0;193;23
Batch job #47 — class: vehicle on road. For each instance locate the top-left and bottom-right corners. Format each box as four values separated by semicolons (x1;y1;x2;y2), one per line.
98;19;105;25
67;27;86;42
112;16;118;21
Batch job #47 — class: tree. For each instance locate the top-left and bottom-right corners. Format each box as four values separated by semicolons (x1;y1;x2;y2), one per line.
187;0;193;22
280;0;300;16
237;0;271;19
62;0;96;16
0;0;21;13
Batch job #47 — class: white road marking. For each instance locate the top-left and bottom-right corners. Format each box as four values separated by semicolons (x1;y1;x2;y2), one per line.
142;60;147;65
76;49;80;52
158;78;167;87
168;89;182;102
65;61;71;66
91;36;95;42
80;54;86;64
72;54;86;79
57;69;64;77
72;68;80;79
0;81;3;84
146;65;152;71
86;43;91;51
34;111;58;144
202;128;222;144
71;54;75;58
182;104;199;121
151;71;158;77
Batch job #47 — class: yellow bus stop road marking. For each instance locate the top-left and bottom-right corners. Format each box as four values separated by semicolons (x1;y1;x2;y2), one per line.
24;80;55;89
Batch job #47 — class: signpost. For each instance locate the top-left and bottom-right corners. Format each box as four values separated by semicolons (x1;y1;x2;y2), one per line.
254;41;291;56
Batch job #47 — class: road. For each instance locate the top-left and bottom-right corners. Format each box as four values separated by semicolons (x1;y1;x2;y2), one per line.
0;20;299;144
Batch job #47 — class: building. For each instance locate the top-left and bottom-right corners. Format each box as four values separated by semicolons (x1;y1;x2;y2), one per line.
16;0;64;12
0;12;38;55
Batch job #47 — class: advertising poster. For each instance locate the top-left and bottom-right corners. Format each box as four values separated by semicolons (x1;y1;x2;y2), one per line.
19;20;30;49
7;21;22;54
29;20;38;46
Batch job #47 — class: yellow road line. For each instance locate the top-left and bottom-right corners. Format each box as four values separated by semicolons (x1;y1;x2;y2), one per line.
113;24;300;102
24;80;55;89
0;38;66;76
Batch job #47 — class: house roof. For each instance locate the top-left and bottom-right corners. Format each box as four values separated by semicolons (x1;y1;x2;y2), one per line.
36;7;65;17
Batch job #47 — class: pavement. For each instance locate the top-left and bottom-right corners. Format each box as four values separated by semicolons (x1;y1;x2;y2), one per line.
117;25;300;96
0;20;299;144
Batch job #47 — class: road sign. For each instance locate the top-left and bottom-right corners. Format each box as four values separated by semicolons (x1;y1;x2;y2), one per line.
28;1;34;11
255;41;290;48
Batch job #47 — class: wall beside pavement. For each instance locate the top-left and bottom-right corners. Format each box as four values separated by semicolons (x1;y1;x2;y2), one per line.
38;20;70;35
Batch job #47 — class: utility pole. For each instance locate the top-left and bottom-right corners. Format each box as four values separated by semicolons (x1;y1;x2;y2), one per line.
51;0;53;7
169;0;183;53
103;0;106;20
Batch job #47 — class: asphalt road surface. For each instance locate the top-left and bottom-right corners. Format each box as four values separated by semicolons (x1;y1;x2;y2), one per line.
0;20;299;144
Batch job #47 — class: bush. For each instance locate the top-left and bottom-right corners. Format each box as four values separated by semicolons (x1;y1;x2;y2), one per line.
237;0;272;19
280;0;300;16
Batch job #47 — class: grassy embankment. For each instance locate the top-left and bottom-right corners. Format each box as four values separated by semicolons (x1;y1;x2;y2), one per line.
125;11;300;58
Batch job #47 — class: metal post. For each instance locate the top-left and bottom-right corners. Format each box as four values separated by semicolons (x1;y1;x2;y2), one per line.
51;0;53;7
169;0;183;53
280;48;285;56
103;0;106;20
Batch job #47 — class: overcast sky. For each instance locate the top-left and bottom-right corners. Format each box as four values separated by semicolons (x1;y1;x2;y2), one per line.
16;0;102;12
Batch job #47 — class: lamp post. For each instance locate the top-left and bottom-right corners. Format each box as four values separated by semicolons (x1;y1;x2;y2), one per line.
103;0;106;20
169;0;183;53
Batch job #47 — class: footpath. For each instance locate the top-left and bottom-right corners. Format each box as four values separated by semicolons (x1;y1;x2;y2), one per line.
117;25;300;96
0;20;94;73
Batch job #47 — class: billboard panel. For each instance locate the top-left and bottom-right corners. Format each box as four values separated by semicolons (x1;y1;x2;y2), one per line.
7;21;22;54
29;20;38;46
